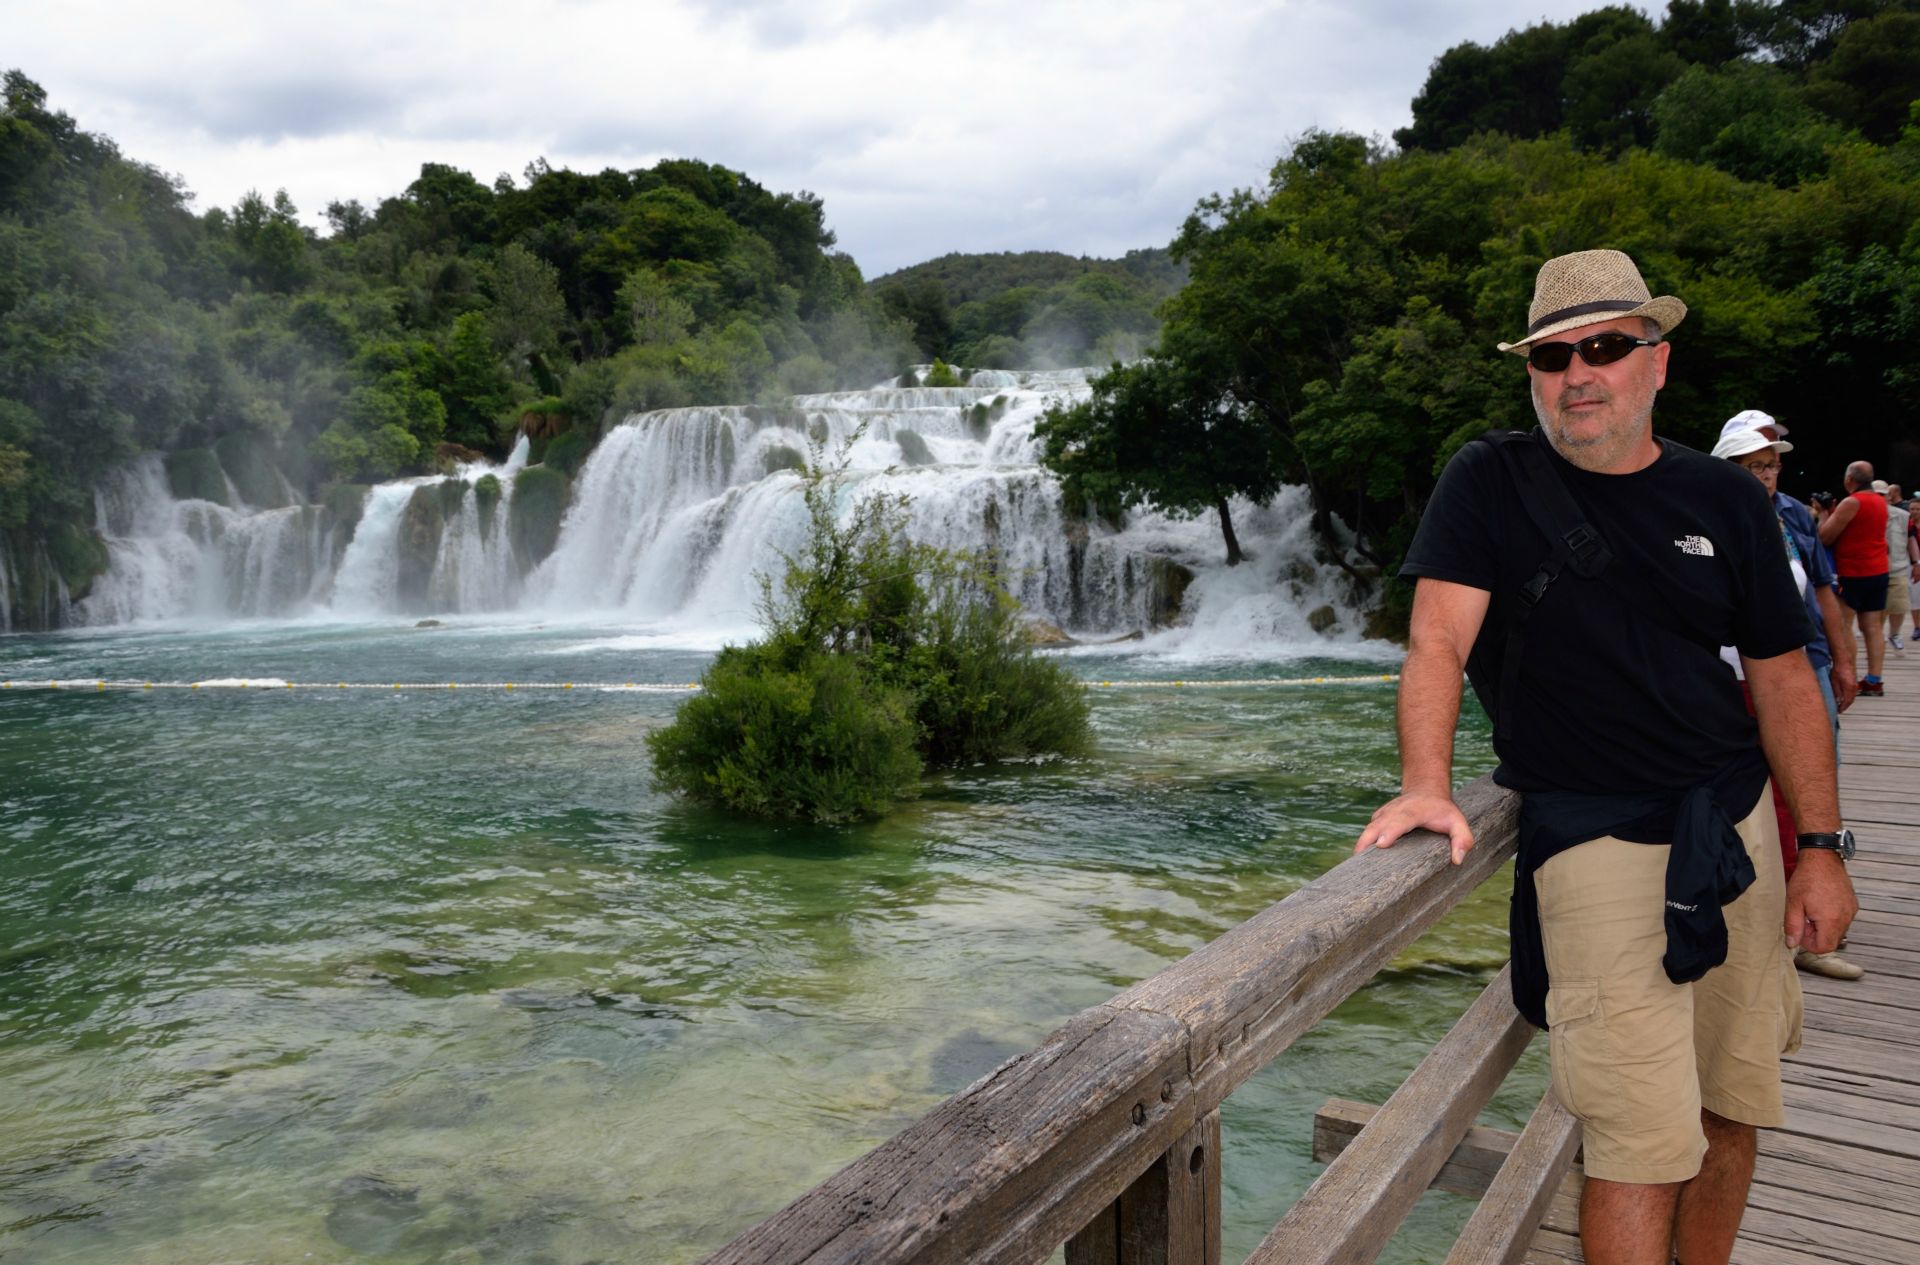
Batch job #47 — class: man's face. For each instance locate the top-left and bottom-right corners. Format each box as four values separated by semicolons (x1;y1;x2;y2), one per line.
1733;449;1782;493
1528;316;1670;472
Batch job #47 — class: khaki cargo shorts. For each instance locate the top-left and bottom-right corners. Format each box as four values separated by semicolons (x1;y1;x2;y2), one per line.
1535;785;1802;1184
1889;567;1911;621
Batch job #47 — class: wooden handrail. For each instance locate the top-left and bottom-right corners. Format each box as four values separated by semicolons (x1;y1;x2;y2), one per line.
702;775;1520;1265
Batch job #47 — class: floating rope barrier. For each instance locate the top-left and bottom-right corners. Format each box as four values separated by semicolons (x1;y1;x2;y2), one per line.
0;673;1400;694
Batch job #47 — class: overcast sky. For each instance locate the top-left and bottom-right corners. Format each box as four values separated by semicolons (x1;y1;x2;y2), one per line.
7;1;1633;276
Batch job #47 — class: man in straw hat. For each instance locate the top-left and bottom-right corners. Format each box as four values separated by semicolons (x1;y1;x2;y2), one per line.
1356;250;1857;1264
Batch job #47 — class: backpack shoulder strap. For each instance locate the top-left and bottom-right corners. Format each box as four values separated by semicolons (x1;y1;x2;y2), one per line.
1471;429;1614;744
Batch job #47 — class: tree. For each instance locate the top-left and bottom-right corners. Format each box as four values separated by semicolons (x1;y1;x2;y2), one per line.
1036;357;1285;565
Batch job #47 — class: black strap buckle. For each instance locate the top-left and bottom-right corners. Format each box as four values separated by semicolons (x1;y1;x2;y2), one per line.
1519;569;1553;607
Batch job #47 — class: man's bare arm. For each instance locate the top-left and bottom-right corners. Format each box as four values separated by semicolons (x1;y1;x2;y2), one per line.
1816;496;1857;545
1814;584;1857;711
1742;648;1857;953
1355;578;1489;865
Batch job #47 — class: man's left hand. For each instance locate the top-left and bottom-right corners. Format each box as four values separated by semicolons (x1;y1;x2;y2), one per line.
1830;659;1858;712
1784;850;1858;954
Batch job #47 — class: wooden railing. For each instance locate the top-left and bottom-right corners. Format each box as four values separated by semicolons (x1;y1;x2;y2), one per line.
703;775;1575;1265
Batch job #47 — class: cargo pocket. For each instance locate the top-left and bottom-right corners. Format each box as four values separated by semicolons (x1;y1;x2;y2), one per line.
1547;980;1619;1125
1779;946;1804;1056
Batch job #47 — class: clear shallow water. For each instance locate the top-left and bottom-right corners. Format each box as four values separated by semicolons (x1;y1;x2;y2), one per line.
0;622;1530;1264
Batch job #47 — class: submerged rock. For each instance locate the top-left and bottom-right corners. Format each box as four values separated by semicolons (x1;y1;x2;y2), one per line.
415;619;443;629
1024;619;1076;647
894;429;935;466
325;1175;422;1256
1307;604;1339;634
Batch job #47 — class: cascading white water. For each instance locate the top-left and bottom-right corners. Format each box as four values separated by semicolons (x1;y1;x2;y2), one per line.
77;456;338;625
47;374;1375;650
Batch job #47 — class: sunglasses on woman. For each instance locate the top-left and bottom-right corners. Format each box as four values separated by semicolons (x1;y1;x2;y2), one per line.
1527;331;1661;373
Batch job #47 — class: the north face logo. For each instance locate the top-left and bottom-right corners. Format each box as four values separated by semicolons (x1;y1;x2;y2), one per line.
1674;535;1715;557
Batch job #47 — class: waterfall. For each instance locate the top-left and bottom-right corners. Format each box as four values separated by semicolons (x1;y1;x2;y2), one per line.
47;374;1377;649
75;455;338;625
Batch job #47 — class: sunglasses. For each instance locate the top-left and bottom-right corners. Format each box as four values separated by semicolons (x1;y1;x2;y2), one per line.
1527;331;1661;373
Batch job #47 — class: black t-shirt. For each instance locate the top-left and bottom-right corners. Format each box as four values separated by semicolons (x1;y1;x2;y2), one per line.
1401;430;1814;796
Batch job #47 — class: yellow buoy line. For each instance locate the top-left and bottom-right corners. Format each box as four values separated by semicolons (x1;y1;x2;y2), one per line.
1;673;1399;694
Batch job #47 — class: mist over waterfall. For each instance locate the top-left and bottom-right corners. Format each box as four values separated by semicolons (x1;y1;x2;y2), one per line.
58;372;1376;652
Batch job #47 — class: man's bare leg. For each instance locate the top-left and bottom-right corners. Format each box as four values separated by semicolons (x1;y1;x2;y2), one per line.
1673;1111;1757;1264
1581;1178;1681;1265
1861;610;1886;679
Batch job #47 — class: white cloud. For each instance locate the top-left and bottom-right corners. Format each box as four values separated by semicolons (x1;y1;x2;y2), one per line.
6;0;1634;273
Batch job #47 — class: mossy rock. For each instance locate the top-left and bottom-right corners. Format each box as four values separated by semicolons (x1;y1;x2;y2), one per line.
473;474;502;540
214;433;290;509
894;429;935;467
763;444;806;476
164;448;229;506
322;483;370;534
436;478;469;518
396;486;452;610
896;370;918;389
1307;604;1340;634
544;428;593;478
966;402;992;441
47;521;110;602
1147;558;1195;628
510;465;570;569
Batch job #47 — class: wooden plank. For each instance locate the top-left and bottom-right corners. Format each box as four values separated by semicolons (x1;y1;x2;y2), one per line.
1784;1029;1920;1088
1445;1089;1582;1265
1777;1100;1920;1161
1776;1058;1920;1108
1311;1099;1523;1200
1759;1124;1920;1191
1070;1109;1221;1265
1794;971;1920;1013
1246;967;1535;1265
1780;1080;1920;1137
1737;1203;1918;1265
1749;1150;1920;1211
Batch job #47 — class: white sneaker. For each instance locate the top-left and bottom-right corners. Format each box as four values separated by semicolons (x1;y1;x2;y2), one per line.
1892;633;1906;655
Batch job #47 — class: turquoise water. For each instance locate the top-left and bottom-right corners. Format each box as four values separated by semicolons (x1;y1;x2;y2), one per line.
0;622;1534;1263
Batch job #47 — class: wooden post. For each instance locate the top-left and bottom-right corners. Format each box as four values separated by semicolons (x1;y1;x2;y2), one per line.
1067;1110;1221;1265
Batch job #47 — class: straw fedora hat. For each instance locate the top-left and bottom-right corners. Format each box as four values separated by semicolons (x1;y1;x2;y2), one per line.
1497;249;1687;355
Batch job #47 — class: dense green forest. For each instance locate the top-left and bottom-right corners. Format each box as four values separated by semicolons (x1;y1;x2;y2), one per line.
0;68;917;616
871;249;1184;368
1039;0;1920;624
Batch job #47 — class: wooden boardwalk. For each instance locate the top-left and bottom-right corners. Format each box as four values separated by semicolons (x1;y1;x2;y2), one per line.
1525;648;1920;1263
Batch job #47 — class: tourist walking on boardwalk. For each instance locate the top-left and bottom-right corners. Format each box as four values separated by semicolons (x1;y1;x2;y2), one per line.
1818;462;1891;696
1355;250;1857;1265
1877;480;1911;655
1712;417;1865;982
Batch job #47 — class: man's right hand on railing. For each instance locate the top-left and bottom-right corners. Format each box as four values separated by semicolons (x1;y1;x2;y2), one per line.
1354;792;1476;866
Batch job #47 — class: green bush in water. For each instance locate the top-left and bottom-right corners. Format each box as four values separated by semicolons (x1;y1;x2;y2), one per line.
164;448;228;506
649;439;1089;823
510;465;569;567
923;358;962;388
647;645;922;824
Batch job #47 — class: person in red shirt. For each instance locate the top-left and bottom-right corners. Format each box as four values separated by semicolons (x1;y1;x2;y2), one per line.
1819;461;1891;696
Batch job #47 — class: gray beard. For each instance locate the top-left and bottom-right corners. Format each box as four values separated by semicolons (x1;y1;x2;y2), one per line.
1532;382;1655;473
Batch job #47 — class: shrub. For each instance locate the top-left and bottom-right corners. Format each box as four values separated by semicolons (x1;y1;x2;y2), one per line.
923;358;963;387
646;645;922;824
649;440;1090;823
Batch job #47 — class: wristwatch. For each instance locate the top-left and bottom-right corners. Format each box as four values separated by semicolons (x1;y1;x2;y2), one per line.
1796;828;1856;861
